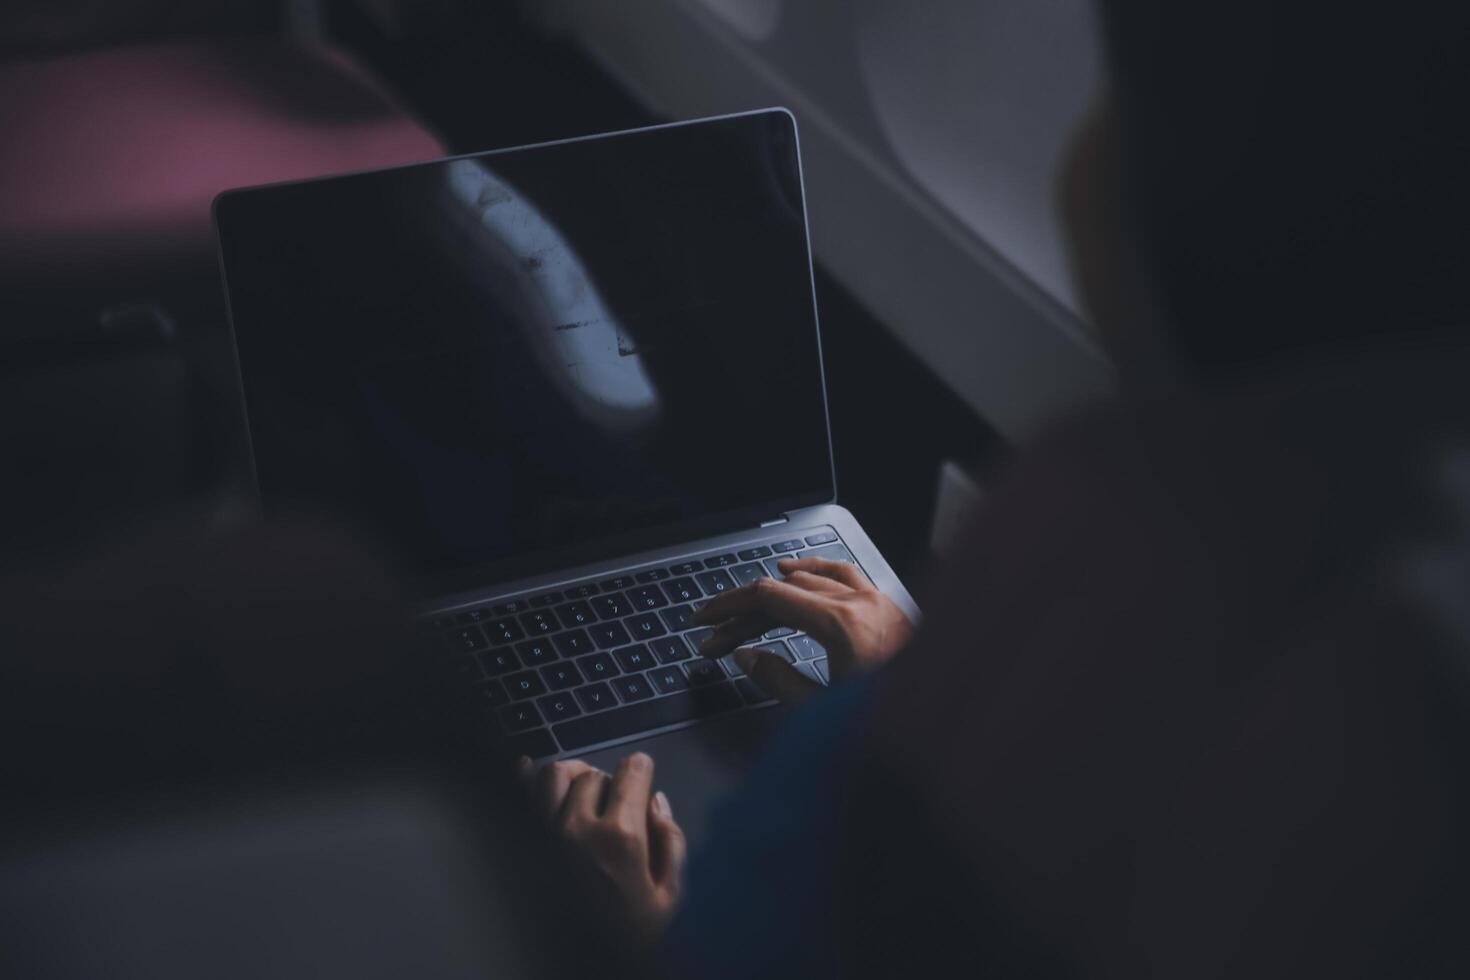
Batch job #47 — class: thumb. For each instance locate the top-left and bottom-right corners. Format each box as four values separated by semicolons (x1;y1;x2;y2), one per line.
737;649;820;704
647;790;687;892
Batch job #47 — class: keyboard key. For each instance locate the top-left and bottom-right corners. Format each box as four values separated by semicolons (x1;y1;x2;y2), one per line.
772;539;803;553
737;546;773;561
684;628;714;656
575;682;618;713
730;563;768;587
626;613;667;640
660;604;696;632
667;561;700;576
613;644;656;673
650;635;692;664
427;615;456;631
552;630;594;659
555;601;597;629
612;674;656;703
540;662;582;691
592;592;632;620
804;531;838;546
505;671;547;700
447;627;488;653
806;543;856;565
455;657;486;683
456;608;492;624
519;610;558;636
736;678;773;704
703;554;738;568
763;556;796;579
499;702;544;732
764;626;796;639
813;658;830;684
565;583;599;599
576;652;620;681
719;653;744;677
553;685;743;750
477;679;509;707
492;600;528;616
635;568;670;582
795;661;823;683
503;728;559;760
685;658;726;686
788;635;827;662
588;621;632;650
538;692;582;722
529;591;563;607
515;639;557;667
648;665;691;694
753;640;796;664
662;577;702;603
600;575;636;591
695;570;735;595
484;619;525;645
481;648;521;675
627;586;668;611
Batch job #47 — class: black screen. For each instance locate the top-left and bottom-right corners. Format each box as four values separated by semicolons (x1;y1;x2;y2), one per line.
216;111;833;586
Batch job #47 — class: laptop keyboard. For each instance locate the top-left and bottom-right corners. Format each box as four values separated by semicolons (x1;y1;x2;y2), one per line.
421;529;856;760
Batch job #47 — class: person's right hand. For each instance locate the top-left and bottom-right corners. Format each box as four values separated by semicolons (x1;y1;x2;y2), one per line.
691;557;912;703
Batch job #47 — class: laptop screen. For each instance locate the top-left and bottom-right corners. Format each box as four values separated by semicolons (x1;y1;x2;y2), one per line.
216;110;834;588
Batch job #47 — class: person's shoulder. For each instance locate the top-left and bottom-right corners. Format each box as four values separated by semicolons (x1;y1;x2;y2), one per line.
868;346;1470;973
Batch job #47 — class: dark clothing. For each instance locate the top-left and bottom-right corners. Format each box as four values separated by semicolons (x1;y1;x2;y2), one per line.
662;671;881;978
676;343;1470;977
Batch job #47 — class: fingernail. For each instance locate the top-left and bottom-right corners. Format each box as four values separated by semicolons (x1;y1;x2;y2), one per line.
734;649;756;673
654;791;672;818
515;755;534;776
629;751;652;771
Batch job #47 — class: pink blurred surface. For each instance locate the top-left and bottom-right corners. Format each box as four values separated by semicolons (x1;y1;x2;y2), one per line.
0;39;445;282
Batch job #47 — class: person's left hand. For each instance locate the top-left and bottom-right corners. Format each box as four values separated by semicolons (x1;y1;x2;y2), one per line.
523;752;686;944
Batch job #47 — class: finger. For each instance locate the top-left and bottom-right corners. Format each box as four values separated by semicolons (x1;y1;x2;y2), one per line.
737;649;821;704
647;790;687;891
538;759;599;819
564;769;609;827
692;577;834;635
697;613;774;659
779;556;868;591
604;752;656;829
781;570;851;595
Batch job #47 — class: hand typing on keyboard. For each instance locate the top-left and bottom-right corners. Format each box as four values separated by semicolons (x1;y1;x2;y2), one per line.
691;556;912;703
520;751;686;944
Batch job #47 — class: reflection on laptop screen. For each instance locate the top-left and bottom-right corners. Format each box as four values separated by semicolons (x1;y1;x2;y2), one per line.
216;111;833;582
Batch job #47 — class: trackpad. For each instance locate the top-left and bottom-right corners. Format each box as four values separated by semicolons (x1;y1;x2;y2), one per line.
580;705;788;847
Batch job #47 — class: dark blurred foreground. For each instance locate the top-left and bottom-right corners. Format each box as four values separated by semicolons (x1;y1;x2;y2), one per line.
0;517;642;979
3;1;1470;977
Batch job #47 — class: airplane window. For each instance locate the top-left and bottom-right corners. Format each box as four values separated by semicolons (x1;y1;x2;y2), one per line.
856;0;1102;313
690;0;783;42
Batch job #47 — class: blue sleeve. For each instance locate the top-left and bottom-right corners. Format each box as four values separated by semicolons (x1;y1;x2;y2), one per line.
658;672;880;980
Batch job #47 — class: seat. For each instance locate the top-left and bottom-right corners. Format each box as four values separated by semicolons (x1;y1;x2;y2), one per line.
0;37;445;290
0;34;446;555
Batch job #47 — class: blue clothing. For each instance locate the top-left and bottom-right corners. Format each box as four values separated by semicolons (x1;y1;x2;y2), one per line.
660;671;882;979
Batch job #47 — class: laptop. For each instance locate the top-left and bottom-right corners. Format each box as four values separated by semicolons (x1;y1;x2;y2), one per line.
213;108;919;836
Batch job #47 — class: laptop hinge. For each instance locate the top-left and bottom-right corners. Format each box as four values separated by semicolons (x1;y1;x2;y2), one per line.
759;515;790;527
